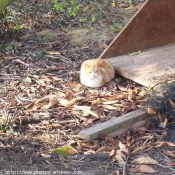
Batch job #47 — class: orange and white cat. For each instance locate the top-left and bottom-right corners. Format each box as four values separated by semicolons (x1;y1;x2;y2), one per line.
80;58;115;88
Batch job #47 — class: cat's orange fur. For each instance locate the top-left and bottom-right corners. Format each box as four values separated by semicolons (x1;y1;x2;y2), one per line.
80;58;115;88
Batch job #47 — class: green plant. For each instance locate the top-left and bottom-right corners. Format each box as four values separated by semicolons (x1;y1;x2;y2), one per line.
52;0;98;25
0;5;21;34
52;0;81;17
79;17;87;23
0;110;18;135
110;21;124;33
15;22;20;30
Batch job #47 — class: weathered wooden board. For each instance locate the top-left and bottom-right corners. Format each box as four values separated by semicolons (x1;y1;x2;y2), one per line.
79;109;147;141
108;44;175;87
100;0;175;58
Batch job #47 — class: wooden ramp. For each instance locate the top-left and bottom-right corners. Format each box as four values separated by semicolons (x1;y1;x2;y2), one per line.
100;0;175;87
100;0;175;58
108;44;175;87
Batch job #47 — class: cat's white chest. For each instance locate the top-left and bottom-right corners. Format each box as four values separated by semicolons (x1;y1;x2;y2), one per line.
80;72;103;88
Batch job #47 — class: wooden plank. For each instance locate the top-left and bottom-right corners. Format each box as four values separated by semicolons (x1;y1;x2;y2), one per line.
108;115;158;137
79;109;147;141
108;44;175;87
107;120;147;137
100;0;175;58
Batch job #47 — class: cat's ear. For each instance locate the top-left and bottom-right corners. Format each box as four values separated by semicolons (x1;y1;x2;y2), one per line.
84;64;90;69
97;58;105;67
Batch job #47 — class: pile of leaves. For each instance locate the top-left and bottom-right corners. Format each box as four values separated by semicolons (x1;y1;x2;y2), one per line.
0;59;146;134
144;79;175;129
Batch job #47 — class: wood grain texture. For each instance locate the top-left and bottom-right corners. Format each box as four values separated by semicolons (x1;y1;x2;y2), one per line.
108;44;175;87
79;109;147;141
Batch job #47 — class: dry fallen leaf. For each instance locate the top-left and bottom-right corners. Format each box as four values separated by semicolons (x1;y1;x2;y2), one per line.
136;135;153;141
46;51;61;55
49;65;67;70
111;2;116;7
66;90;73;100
119;142;128;154
110;149;116;157
158;112;163;122
102;100;119;105
60;97;84;107
132;156;158;165
41;96;58;110
129;165;158;173
169;98;175;108
20;33;31;39
128;89;136;101
104;93;128;101
165;161;175;167
163;149;175;158
115;150;126;167
130;145;149;155
104;136;117;144
133;127;147;134
102;104;121;111
112;170;120;175
117;85;127;91
13;59;26;65
41;153;51;158
139;90;147;97
73;105;102;118
69;82;82;92
27;95;59;110
166;142;175;147
98;41;108;49
132;87;139;94
147;108;156;114
159;117;168;128
81;143;98;150
154;141;175;148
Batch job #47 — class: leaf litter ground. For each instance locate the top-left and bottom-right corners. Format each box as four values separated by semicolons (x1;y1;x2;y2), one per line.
1;1;175;175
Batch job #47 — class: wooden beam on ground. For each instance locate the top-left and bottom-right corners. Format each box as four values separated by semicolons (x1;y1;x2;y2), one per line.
108;115;158;137
107;44;175;87
79;109;147;141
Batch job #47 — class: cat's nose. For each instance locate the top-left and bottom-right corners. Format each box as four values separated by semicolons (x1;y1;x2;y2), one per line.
90;72;95;78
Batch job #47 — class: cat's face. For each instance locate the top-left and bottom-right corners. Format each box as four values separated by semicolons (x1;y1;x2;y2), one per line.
84;64;101;79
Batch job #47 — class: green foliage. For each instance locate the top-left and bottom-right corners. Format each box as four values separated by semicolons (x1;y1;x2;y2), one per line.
23;76;32;83
0;5;21;34
0;110;18;135
129;50;141;56
52;0;81;17
52;0;97;24
104;164;110;170
51;0;133;28
15;22;20;30
110;21;124;33
55;145;75;156
79;17;87;23
84;6;89;11
91;16;96;23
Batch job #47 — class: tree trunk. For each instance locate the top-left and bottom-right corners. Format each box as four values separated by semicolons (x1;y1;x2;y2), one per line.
0;0;14;14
